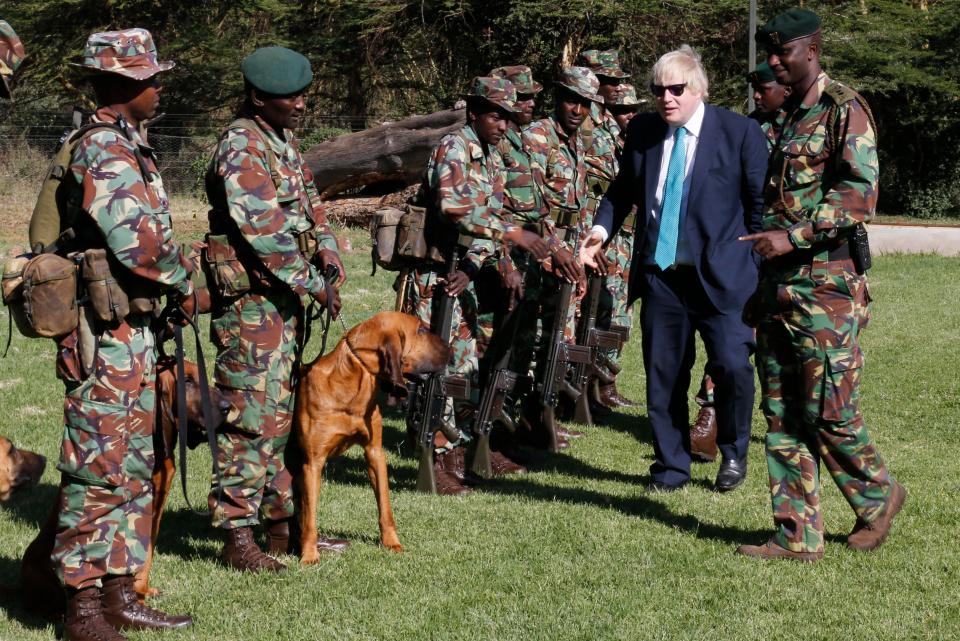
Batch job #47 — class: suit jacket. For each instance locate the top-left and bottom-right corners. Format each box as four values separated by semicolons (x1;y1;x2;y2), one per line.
594;104;768;314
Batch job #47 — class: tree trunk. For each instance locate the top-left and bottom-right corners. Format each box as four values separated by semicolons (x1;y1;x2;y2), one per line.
304;107;466;199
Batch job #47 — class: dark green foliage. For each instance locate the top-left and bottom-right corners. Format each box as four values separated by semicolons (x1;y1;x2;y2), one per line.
2;0;958;216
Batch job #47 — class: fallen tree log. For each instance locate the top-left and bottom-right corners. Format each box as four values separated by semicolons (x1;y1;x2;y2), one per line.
304;107;466;199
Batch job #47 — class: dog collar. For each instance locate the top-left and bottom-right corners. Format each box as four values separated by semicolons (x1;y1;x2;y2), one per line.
344;336;377;377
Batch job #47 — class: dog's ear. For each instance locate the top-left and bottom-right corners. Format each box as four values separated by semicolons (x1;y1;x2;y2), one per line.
378;331;407;394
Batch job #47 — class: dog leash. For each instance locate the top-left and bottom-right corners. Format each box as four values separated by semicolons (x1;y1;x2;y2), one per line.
172;293;223;515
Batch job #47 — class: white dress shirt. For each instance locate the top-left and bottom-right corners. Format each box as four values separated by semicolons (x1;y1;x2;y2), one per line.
591;101;706;268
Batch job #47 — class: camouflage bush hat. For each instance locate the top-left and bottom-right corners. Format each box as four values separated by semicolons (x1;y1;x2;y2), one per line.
606;83;642;108
489;65;543;95
462;76;518;113
555;67;603;103
746;61;777;85
71;28;173;80
0;20;26;99
575;49;629;79
756;9;822;47
242;46;312;95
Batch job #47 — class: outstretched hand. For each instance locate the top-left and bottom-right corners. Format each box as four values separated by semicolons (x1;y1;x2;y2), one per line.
739;230;792;259
579;230;605;269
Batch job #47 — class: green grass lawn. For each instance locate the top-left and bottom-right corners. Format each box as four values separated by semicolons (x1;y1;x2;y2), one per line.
1;233;958;641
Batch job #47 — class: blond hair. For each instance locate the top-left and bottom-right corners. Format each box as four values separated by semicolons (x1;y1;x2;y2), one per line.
651;45;709;99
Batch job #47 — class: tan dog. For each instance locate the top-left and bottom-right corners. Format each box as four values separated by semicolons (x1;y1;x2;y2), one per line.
20;356;215;614
294;311;449;563
0;436;46;502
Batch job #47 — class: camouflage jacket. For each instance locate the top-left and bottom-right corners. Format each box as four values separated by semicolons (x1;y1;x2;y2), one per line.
764;73;878;245
69;107;192;296
206;115;337;305
426;124;514;270
497;125;541;221
582;107;619;227
523;116;588;228
748;108;783;152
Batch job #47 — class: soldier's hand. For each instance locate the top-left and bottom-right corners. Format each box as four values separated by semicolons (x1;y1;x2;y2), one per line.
579;230;605;268
442;270;470;296
506;229;550;261
318;248;346;288
552;245;583;284
313;285;342;319
502;269;524;309
740;230;793;259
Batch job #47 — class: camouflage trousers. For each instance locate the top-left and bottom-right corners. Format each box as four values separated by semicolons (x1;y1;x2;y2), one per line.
409;268;479;443
52;314;157;589
598;229;634;370
755;258;894;554
208;291;299;529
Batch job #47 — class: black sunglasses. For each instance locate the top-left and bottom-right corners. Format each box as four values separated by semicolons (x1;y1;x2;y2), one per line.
650;83;687;97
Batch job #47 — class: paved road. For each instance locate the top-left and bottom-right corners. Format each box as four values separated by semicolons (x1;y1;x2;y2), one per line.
870;224;960;257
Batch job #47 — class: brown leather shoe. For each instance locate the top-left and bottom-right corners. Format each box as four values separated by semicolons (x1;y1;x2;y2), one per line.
434;449;472;495
101;575;192;631
265;518;292;555
490;450;527;475
736;540;823;563
610;381;640;407
690;406;718;463
65;586;127;641
847;482;907;551
557;426;584;439
221;526;287;572
596;382;620;409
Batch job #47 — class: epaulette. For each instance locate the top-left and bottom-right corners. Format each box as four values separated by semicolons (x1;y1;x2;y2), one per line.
823;80;858;106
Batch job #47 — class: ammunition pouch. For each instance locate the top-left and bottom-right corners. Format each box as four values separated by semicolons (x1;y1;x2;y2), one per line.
81;249;130;324
295;229;320;262
202;233;251;299
2;253;79;338
549;206;580;229
371;203;444;273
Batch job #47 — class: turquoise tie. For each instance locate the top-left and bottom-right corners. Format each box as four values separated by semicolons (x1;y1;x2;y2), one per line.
655;126;688;270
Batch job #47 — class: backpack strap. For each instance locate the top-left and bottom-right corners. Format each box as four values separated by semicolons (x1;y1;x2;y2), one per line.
225;117;282;188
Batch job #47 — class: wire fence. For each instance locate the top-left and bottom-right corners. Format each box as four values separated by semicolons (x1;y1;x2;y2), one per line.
0;110;375;194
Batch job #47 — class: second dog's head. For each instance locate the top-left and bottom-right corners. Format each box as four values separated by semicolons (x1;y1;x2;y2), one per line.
351;311;451;394
0;436;46;502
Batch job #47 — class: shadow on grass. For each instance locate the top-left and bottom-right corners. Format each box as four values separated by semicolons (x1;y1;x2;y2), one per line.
0;556;56;632
0;482;60;530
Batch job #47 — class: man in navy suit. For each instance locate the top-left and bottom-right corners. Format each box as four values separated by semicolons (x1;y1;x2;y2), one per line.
582;46;768;492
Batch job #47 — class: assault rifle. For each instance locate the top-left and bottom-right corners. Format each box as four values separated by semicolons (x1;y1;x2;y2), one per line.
562;273;621;424
537;225;592;451
408;246;471;493
467;296;525;478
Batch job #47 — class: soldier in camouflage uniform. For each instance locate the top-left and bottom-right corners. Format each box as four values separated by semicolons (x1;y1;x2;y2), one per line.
576;50;640;410
520;67;598;444
412;76;549;491
739;9;905;562
204;46;346;570
689;61;790;461
52;29;194;641
0;20;26;100
747;60;790;150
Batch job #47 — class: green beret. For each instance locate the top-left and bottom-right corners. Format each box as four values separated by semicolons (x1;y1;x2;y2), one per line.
746;61;776;85
242;46;312;95
756;8;821;47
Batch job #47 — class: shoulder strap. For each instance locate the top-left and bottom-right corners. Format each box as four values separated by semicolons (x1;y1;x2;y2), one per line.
226;117;281;187
824;80;878;169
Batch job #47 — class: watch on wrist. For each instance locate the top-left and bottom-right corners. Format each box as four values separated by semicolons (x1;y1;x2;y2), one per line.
788;222;812;250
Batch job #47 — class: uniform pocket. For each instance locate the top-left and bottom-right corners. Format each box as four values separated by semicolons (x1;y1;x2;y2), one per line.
820;345;864;422
58;397;128;487
214;359;268;436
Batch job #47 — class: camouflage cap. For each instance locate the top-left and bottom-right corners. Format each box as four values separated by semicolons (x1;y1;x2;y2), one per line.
70;28;173;80
575;49;629;79
462;76;519;113
746;61;777;85
555;67;603;103
1;21;26;99
489;65;543;95
605;83;643;108
242;46;312;95
756;9;822;47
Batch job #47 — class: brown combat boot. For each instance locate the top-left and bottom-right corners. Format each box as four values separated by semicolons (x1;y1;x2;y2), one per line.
610;380;640;407
434;448;473;495
265;517;350;555
736;540;823;563
221;526;287;572
690;405;718;463
597;382;622;409
101;575;192;631
847;482;907;551
490;450;527;475
64;586;127;641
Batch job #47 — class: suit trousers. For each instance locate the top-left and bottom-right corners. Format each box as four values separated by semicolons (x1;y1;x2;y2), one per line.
639;266;755;486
